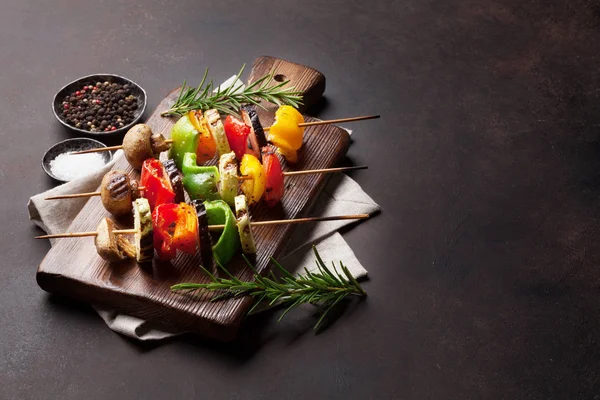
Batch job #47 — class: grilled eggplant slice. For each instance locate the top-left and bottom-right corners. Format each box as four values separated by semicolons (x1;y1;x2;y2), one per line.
234;195;256;254
100;170;132;216
241;104;267;161
162;159;185;203
192;200;213;267
204;109;231;157
132;198;153;263
218;152;238;207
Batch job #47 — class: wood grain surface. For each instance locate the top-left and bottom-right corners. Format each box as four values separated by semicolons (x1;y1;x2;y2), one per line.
36;57;349;341
249;56;326;114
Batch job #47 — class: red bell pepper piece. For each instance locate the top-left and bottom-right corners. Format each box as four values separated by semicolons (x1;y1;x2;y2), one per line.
262;147;284;207
152;203;199;261
152;203;178;261
173;203;199;254
141;159;176;210
223;115;251;161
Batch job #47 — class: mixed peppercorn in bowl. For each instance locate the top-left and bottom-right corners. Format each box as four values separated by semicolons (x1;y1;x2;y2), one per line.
52;74;147;137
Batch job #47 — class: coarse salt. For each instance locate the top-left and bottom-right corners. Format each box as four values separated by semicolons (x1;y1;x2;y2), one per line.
49;152;107;181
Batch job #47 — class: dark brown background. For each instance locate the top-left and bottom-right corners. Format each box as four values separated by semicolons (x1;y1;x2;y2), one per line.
2;0;599;398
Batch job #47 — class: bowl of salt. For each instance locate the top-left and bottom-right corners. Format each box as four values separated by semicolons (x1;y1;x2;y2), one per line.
42;138;113;182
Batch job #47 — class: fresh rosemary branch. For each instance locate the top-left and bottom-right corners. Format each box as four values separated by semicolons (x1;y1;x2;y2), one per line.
171;246;366;330
160;64;304;117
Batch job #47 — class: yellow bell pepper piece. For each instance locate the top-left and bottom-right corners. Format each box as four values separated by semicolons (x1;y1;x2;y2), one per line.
268;105;304;151
270;136;298;164
239;154;266;205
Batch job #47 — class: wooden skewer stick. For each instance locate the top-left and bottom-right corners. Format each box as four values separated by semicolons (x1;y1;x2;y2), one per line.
282;165;367;176
237;165;367;181
263;114;380;132
45;191;101;200
34;214;370;239
72;115;380;155
74;142;176;155
72;144;125;155
45;187;147;200
45;166;367;199
35;229;138;239
209;213;370;230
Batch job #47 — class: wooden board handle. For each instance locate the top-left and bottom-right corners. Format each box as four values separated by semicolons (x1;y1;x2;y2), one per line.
248;56;326;114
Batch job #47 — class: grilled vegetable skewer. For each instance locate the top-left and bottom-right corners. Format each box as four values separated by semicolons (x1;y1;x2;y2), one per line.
46;163;367;209
187;150;367;207
35;213;369;238
35;211;369;265
71;113;379;158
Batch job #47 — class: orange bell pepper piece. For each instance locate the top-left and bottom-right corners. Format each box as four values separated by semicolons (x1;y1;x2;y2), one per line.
188;110;217;164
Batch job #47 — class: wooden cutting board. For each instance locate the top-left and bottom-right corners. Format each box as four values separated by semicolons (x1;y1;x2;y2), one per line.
37;56;350;341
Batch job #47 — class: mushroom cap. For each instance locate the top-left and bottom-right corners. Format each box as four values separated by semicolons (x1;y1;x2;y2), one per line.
100;170;132;216
94;218;126;262
122;124;155;170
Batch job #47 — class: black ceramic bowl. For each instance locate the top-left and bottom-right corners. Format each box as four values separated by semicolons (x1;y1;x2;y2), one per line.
42;138;113;182
52;73;147;137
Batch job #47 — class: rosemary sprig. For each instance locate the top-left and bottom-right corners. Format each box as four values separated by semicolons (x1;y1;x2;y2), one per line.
171;246;366;330
160;64;304;117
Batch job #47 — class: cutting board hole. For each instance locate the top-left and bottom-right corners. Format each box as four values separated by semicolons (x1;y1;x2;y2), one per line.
273;74;287;82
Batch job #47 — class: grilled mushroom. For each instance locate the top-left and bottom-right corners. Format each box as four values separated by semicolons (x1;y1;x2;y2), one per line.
122;124;171;170
122;124;154;169
95;218;128;262
100;170;133;216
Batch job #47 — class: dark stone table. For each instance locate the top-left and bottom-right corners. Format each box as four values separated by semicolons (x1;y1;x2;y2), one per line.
2;0;600;398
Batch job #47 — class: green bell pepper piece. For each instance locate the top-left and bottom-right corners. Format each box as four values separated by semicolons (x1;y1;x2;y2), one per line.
204;200;240;266
169;114;199;170
182;153;221;201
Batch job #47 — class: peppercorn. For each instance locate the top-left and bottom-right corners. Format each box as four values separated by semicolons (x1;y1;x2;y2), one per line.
60;81;139;132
